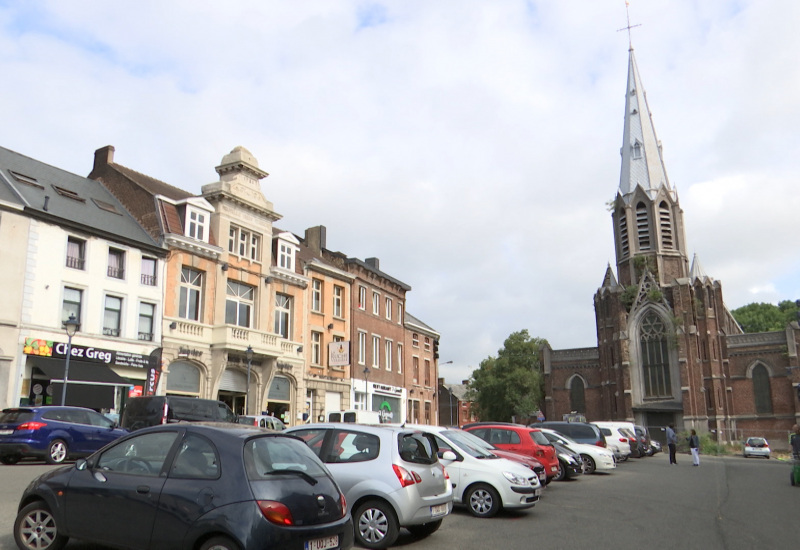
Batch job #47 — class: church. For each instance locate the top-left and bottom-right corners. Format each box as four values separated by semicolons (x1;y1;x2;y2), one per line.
541;47;800;450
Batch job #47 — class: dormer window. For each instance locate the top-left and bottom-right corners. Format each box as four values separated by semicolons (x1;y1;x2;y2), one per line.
276;232;300;272
186;208;208;242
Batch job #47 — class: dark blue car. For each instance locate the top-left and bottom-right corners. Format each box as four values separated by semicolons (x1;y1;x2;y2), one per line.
0;406;127;465
14;423;354;550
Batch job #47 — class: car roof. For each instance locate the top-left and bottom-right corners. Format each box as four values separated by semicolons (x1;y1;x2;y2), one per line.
464;423;540;432
135;421;288;442
2;406;95;413
287;422;421;435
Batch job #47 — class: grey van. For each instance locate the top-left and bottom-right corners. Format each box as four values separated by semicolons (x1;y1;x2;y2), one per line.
121;396;237;431
534;421;607;448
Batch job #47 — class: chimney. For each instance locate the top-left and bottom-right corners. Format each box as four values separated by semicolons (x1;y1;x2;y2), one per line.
93;145;115;171
365;257;380;270
304;225;327;253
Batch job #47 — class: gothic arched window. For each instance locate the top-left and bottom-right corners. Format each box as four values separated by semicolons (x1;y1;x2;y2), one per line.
569;376;586;413
636;202;651;250
752;364;772;414
640;311;671;397
659;201;673;249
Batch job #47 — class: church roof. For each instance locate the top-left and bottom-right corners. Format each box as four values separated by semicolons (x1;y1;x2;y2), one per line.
618;48;673;203
601;263;619;289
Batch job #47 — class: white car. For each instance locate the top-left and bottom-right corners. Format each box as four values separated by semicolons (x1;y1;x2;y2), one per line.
407;425;542;518
594;422;633;462
539;428;616;474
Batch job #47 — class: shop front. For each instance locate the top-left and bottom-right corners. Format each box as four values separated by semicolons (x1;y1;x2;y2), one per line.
369;383;404;424
266;374;293;427
22;336;157;412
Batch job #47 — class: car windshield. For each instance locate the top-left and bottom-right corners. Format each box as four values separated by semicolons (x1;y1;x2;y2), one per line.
441;430;496;458
546;431;578;446
747;438;767;446
0;410;33;423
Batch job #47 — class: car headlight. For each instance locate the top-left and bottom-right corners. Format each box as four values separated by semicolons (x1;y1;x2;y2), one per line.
559;453;577;464
502;471;530;486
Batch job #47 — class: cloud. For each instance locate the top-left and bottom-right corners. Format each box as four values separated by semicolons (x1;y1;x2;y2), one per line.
2;0;798;384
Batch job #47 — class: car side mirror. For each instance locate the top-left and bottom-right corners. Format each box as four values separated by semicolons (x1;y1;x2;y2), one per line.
438;450;458;463
76;458;88;471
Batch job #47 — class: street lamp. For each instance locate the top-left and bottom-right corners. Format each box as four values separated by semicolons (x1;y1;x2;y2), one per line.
363;366;370;411
245;346;254;416
61;314;80;406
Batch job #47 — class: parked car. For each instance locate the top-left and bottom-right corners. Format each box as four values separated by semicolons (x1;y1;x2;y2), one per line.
635;425;652;456
13;422;353;550
650;440;662;454
594;423;632;462
121;396;238;431
286;423;452;549
743;437;771;459
538;428;616;475
0;406;128;465
461;432;548;484
238;414;286;431
534;421;608;448
407;425;542;517
620;427;646;458
462;423;560;483
548;438;584;481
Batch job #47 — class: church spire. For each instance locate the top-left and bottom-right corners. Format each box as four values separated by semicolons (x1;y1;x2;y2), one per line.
618;49;671;202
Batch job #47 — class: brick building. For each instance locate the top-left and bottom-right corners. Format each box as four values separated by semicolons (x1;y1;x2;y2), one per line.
542;48;800;449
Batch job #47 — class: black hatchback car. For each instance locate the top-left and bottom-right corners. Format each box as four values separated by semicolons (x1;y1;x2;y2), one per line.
14;422;354;550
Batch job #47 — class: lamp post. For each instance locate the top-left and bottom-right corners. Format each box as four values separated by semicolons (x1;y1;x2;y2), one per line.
363;366;370;411
61;314;80;406
245;346;254;416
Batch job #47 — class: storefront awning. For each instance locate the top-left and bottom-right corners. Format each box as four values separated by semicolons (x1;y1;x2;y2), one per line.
31;357;131;386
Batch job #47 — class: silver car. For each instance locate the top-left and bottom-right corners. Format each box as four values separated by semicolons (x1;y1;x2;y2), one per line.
743;437;771;459
286;423;453;549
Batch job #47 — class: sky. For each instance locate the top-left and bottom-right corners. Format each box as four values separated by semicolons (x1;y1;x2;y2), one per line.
2;0;799;385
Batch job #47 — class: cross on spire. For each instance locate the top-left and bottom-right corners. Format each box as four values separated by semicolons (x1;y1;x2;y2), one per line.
617;1;641;50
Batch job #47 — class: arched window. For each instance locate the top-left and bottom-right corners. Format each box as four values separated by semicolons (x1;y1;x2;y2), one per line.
636;202;650;250
167;361;201;394
640;311;671;397
659;201;673;249
752;364;772;414
618;210;629;258
569;376;586;413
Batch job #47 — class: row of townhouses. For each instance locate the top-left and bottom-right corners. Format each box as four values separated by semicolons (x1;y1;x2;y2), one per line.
0;144;441;427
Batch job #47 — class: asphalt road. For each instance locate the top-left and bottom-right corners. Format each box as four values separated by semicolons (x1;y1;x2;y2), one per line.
0;452;798;550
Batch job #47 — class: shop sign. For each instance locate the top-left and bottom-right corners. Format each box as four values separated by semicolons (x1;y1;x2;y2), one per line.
328;342;350;367
23;337;152;368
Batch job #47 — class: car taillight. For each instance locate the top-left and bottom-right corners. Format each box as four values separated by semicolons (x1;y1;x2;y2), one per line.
440;463;450;480
17;421;47;431
258;500;294;526
393;464;421;488
596;439;606;447
619;438;628;443
340;493;347;516
764;443;769;447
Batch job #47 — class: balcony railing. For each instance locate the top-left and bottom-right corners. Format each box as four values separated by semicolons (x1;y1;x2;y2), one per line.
138;332;154;341
141;274;157;286
103;328;120;337
107;266;125;279
65;256;85;270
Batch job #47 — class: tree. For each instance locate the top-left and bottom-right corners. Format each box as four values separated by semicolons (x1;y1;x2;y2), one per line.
731;300;799;333
466;330;547;423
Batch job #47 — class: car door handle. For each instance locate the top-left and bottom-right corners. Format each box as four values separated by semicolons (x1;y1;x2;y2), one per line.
137;486;151;494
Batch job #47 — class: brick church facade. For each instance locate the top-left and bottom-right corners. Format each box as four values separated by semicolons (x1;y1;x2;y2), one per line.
542;48;800;449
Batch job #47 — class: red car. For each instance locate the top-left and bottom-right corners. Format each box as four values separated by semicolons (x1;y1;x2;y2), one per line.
463;423;559;483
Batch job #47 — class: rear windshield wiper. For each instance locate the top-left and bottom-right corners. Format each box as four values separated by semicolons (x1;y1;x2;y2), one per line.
264;469;318;485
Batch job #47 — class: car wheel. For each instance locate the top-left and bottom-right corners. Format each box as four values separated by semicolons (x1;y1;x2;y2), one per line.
553;462;567;481
354;500;399;549
465;483;501;518
581;454;596;475
1;455;21;465
199;536;239;550
45;440;68;465
14;501;68;550
406;519;443;538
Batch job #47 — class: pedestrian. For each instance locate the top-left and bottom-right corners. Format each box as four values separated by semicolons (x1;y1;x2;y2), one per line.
687;429;700;466
666;424;677;464
790;425;800;486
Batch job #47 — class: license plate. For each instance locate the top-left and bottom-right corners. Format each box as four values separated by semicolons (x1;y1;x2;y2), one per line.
0;429;13;435
305;535;338;550
430;503;448;517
